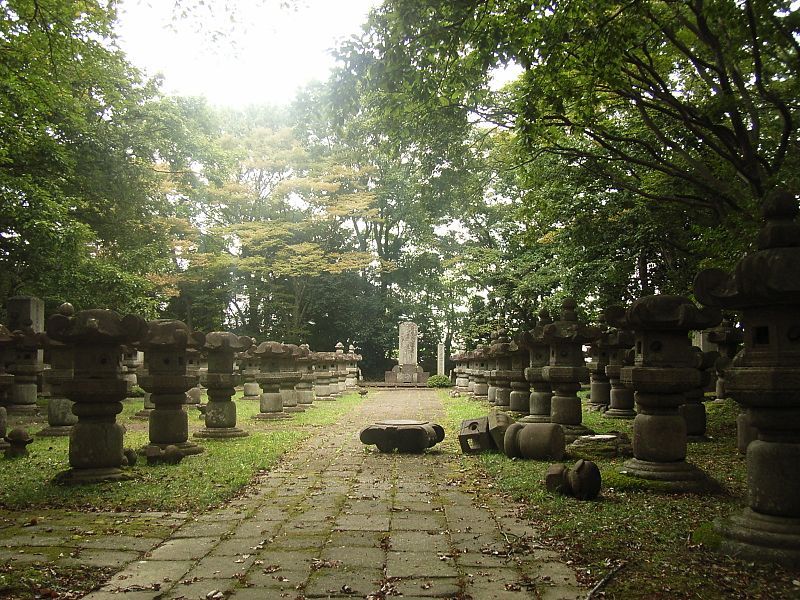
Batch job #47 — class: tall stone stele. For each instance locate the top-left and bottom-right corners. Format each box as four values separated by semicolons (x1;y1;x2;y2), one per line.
385;322;429;384
138;319;205;457
194;332;252;439
542;299;598;442
694;190;800;567
518;310;553;423
46;308;148;484
606;295;720;492
39;303;79;436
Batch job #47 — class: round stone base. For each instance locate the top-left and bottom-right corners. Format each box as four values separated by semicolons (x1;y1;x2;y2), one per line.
142;441;204;456
253;412;291;420
518;415;551;424
620;458;715;493
54;467;133;485
716;508;800;568
604;408;636;420
559;424;595;444
194;427;248;439
37;425;73;437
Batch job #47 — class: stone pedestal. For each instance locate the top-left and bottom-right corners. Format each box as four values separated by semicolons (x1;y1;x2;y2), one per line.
519;310;553;423
39;304;78;437
542;299;597;443
194;333;251;439
139;320;205;457
47;308;147;484
607;296;720;492
601;319;636;420
695;191;800;566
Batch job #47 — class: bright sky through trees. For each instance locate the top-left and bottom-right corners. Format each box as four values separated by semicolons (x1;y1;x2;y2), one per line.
116;0;378;107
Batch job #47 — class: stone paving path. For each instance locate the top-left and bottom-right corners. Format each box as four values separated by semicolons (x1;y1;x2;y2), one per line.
30;389;583;599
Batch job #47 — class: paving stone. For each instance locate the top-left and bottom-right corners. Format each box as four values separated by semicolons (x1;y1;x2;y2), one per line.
59;548;140;568
146;537;218;561
269;532;329;550
385;551;459;579
182;553;257;580
391;511;446;531
390;576;462;598
334;514;390;532
387;530;449;553
165;577;238;599
325;531;385;549
212;536;268;556
172;520;237;539
304;567;383;598
319;545;385;571
82;591;162;600
79;535;158;552
101;559;195;591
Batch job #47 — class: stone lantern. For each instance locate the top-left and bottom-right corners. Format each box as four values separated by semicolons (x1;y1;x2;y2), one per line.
518;310;553;423
253;341;291;420
486;332;499;404
334;342;348;395
194;332;252;439
452;352;468;392
606;295;720;492
0;325;15;449
489;329;513;409
311;351;335;400
472;346;489;400
9;321;46;414
707;314;743;401
296;344;316;408
601;316;636;420
346;344;360;388
46;308;148;484
133;351;154;420
120;345;141;395
138;319;205;457
508;338;531;414
279;344;304;412
542;299;598;442
39;303;79;437
680;348;718;442
586;321;611;412
464;351;476;394
694;190;800;566
185;345;203;405
240;345;262;400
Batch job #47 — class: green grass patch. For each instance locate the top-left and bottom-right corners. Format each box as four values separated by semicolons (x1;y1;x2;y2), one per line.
0;392;364;513
440;391;800;599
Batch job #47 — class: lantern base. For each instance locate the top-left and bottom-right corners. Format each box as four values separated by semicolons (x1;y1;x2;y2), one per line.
37;425;73;437
716;508;800;568
194;427;248;439
620;458;716;493
54;467;132;485
603;408;636;420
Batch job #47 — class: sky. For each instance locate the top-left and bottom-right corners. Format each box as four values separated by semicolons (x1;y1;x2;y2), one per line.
115;0;380;108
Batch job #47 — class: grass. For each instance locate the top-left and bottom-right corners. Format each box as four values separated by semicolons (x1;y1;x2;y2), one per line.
440;390;800;600
0;391;365;513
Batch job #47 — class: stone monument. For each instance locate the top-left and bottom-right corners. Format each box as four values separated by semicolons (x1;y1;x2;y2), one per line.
385;322;429;384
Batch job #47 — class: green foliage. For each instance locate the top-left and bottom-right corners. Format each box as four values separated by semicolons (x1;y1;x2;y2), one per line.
426;374;452;388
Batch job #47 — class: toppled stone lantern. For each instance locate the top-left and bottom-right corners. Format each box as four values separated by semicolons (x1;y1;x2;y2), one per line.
5;427;33;458
601;314;636;420
489;329;513;409
360;420;445;453
138;319;205;457
606;295;720;492
194;332;252;439
518;310;553;423
586;320;611;412
39;303;79;437
545;459;602;500
694;190;800;566
542;299;598;442
46;308;148;484
253;341;292;420
503;422;565;460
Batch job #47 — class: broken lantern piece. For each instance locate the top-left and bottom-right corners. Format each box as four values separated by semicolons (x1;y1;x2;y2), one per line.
360;419;445;453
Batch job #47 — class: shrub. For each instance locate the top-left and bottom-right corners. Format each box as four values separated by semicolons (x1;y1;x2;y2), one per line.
427;374;452;388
